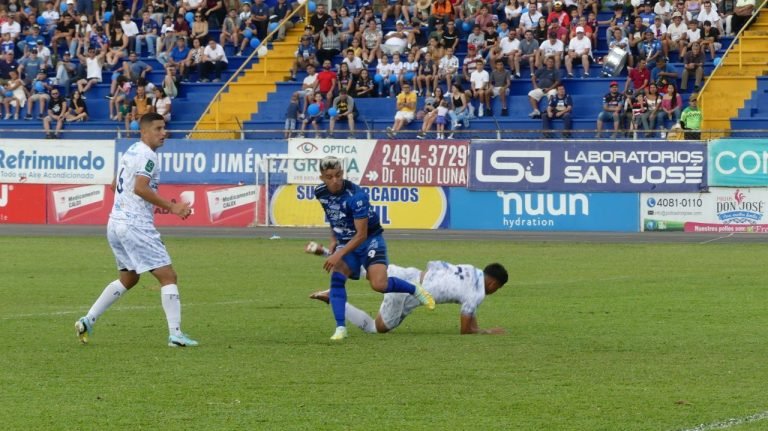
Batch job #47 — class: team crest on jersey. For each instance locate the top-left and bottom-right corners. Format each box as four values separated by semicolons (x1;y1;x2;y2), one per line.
144;160;155;173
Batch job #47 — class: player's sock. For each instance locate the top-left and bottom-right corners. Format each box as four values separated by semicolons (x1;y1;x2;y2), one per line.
160;284;183;337
85;280;127;324
385;277;416;294
345;303;377;334
329;272;347;327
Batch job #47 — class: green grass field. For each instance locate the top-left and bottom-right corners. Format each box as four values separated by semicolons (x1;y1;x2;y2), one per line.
2;235;767;430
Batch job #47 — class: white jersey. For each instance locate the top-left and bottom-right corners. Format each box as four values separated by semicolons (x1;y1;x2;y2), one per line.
111;141;159;226
390;260;486;316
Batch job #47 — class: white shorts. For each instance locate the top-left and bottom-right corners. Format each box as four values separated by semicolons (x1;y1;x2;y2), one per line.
492;87;509;97
107;219;171;274
528;87;557;101
378;265;422;330
394;110;415;122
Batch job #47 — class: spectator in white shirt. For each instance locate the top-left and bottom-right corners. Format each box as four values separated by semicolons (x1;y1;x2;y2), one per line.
201;39;228;82
654;0;674;23
120;12;140;53
696;0;722;32
565;26;592;77
538;31;565;70
519;2;543;31
435;46;459;93
664;11;688;58
1;14;21;39
681;19;702;57
499;31;520;71
342;48;364;76
469;60;490;117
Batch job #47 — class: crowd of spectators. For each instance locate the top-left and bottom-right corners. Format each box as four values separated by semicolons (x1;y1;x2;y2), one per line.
0;0;758;138
0;0;293;136
284;0;759;139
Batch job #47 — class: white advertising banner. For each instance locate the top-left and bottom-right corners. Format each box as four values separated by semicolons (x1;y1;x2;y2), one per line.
206;185;259;222
286;138;377;184
52;185;107;222
641;188;768;233
0;139;115;184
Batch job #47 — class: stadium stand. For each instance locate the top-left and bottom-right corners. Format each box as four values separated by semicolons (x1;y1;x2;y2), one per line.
0;0;764;140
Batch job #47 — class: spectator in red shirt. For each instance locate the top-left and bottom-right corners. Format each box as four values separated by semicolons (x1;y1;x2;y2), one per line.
625;58;650;94
316;59;338;103
546;1;570;28
173;14;191;38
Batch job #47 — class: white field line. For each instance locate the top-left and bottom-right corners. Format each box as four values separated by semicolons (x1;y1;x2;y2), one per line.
699;233;735;245
1;300;257;320
677;410;768;431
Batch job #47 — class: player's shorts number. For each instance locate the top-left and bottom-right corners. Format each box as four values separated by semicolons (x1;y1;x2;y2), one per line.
368;249;376;258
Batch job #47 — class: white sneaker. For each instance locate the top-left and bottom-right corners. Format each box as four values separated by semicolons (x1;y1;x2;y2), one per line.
478;105;484;117
168;333;199;347
330;326;348;341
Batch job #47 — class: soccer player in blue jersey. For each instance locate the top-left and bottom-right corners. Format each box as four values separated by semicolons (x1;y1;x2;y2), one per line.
315;155;436;340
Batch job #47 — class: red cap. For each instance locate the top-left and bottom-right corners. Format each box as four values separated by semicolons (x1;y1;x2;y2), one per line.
610;81;618;87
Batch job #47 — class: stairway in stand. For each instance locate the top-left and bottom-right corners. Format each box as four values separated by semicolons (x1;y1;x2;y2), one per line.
191;26;305;139
700;7;768;138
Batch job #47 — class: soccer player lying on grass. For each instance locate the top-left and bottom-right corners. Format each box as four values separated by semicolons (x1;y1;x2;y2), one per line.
315;156;436;341
307;242;509;334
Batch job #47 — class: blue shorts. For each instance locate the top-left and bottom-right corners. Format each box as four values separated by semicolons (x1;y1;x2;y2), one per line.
339;233;389;280
597;110;621;122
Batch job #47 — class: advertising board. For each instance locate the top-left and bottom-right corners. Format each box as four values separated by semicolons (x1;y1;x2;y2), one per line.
46;184;263;226
115;139;288;184
0;184;47;224
708;139;768;187
469;141;706;192
286;139;469;186
270;185;448;228
0;139;115;184
450;188;639;232
641;188;768;233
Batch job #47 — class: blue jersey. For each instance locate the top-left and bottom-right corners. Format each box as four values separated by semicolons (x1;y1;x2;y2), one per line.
315;180;383;244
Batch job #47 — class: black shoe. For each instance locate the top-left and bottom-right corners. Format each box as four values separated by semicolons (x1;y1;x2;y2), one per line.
501;108;508;116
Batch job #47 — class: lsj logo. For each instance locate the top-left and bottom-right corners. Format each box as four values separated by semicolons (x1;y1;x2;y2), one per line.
474;150;551;184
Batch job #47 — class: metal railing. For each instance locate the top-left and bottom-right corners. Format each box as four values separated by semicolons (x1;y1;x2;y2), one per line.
194;4;307;131
2;128;763;141
698;0;767;109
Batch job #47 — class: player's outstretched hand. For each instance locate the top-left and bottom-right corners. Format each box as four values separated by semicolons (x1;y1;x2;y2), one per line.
170;201;192;220
323;254;340;272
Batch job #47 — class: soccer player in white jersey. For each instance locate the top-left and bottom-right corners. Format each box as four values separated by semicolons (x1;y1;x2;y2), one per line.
75;112;199;347
306;242;508;334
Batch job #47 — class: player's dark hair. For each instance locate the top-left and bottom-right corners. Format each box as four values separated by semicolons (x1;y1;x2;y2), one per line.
319;155;342;172
140;112;165;129
484;263;508;286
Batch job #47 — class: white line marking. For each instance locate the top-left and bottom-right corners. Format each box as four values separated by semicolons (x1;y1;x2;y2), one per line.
677;410;768;431
699;233;735;245
1;300;256;320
